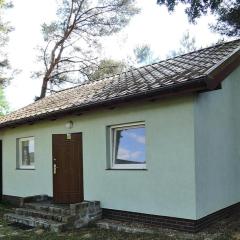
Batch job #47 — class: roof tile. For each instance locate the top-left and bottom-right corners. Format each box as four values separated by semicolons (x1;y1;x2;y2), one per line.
1;39;240;127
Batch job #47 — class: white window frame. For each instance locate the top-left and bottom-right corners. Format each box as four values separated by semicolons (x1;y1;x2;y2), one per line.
110;122;146;170
18;137;35;170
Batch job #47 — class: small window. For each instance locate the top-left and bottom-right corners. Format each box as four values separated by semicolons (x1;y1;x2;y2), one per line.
110;123;146;169
18;137;35;169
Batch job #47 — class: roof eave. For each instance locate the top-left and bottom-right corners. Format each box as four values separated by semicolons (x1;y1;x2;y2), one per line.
0;77;208;129
3;44;240;130
205;47;240;89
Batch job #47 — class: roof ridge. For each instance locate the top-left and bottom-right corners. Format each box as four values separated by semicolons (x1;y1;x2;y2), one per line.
46;38;240;97
11;37;240;113
1;37;240;128
45;73;117;97
165;38;240;60
105;38;239;78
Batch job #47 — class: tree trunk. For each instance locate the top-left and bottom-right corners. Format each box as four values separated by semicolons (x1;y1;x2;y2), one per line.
39;77;48;99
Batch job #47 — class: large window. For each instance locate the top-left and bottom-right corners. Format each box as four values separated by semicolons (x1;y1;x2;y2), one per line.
18;137;35;169
110;123;146;169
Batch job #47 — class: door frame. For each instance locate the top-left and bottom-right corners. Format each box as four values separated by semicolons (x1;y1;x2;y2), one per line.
52;133;83;203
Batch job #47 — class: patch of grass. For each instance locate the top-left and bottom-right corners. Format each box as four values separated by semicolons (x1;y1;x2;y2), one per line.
2;228;175;240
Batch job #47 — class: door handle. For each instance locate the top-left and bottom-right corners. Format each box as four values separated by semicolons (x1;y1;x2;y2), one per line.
53;164;57;175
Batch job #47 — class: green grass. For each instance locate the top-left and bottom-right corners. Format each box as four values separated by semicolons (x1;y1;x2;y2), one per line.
0;203;239;240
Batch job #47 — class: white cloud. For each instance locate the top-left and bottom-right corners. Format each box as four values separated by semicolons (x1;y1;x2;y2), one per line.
117;147;143;161
126;132;145;144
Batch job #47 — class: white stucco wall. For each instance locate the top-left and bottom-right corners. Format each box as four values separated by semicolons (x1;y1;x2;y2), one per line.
0;96;197;219
194;66;240;219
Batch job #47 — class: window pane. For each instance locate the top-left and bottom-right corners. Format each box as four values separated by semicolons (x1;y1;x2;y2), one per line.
115;126;145;164
21;138;34;166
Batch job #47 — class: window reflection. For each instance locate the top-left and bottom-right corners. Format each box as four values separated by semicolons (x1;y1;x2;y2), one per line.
114;126;145;165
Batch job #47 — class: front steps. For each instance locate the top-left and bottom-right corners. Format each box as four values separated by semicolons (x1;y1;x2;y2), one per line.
4;197;102;232
5;213;66;232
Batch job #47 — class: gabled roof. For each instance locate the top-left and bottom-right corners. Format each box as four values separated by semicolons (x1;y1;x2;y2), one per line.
1;39;240;128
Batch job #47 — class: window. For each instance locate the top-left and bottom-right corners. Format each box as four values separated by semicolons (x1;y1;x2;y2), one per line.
110;123;146;169
18;137;35;169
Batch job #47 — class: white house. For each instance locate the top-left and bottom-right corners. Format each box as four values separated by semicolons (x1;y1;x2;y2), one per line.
0;39;240;232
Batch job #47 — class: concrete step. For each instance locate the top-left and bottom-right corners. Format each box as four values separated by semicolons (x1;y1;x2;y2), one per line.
15;208;73;223
24;203;71;215
4;199;102;232
4;213;66;232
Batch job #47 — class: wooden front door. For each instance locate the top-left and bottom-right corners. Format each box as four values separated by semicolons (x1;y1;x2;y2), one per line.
52;133;83;204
